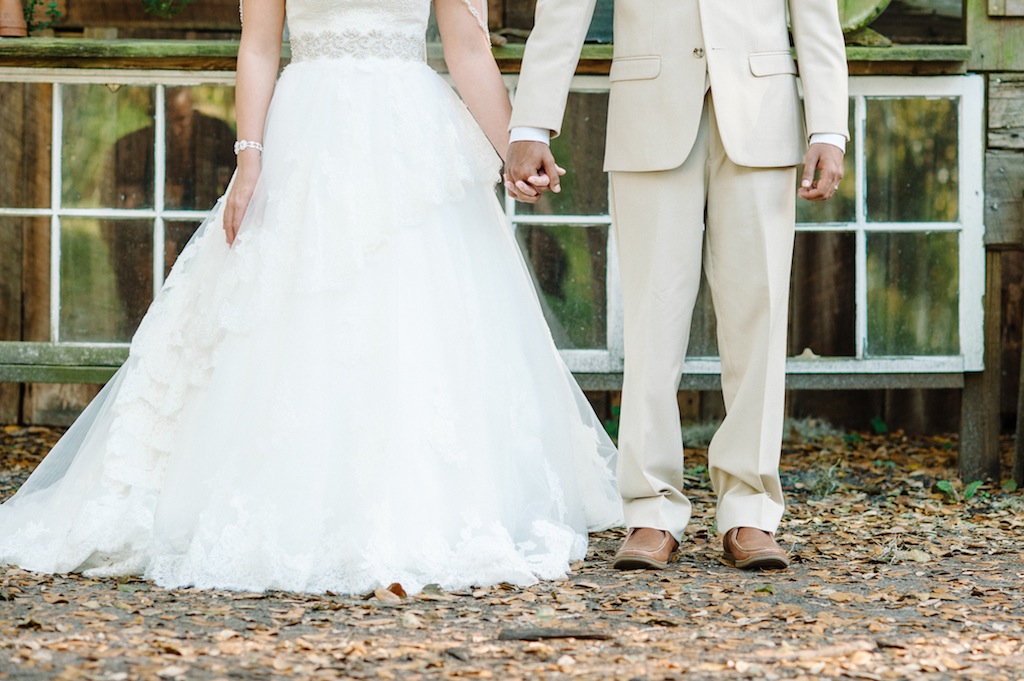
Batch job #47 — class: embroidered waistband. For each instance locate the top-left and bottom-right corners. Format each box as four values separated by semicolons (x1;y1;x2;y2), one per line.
289;29;425;63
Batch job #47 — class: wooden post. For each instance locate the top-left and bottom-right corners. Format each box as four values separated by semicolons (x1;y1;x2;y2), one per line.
1016;318;1024;484
960;251;1003;482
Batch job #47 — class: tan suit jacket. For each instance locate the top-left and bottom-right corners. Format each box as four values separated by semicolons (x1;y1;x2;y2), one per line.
510;0;849;172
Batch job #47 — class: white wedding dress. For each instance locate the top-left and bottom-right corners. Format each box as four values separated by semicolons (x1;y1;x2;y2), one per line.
0;0;622;594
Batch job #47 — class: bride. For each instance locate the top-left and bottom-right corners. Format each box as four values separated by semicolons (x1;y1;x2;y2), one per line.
0;0;622;594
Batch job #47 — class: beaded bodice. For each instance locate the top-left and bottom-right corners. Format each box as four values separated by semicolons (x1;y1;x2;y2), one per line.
286;0;430;62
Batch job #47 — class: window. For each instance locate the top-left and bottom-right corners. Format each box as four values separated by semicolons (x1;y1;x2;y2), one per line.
0;69;984;383
503;74;985;377
0;70;235;352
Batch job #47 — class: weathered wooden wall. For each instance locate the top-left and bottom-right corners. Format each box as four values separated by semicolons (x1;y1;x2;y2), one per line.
37;0;238;35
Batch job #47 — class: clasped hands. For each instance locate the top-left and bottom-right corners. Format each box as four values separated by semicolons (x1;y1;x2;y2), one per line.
503;141;565;204
504;140;845;204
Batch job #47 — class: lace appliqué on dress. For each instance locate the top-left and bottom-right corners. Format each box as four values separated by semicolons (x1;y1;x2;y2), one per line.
290;29;425;62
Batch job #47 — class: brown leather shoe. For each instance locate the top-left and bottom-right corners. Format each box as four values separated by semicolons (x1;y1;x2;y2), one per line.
722;527;789;570
612;528;678;570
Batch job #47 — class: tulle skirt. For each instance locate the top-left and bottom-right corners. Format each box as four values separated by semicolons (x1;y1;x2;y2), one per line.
0;56;622;594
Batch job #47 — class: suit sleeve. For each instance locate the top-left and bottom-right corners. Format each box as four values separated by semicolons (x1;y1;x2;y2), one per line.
508;0;598;137
789;0;849;140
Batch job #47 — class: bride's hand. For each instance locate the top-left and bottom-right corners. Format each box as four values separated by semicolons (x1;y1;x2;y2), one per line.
223;159;261;246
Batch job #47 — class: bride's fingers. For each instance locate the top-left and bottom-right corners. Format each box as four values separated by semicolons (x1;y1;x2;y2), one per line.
224;186;255;246
224;203;236;245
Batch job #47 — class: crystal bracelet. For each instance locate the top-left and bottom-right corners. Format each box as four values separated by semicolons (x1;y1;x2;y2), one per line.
233;140;264;155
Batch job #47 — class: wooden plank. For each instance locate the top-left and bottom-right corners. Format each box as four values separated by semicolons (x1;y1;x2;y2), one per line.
990;0;1024;15
968;0;1024;71
1016;314;1024;483
985;150;1024;248
0;37;244;69
17;88;54;426
960;372;990;480
60;0;239;31
0;85;25;422
0;365;117;383
989;74;1024;149
960;252;1003;482
3;367;965;391
572;372;964;391
847;61;967;75
0;342;128;366
0;39;972;72
985;255;1003;448
21;382;101;425
844;45;972;61
984;251;1004;479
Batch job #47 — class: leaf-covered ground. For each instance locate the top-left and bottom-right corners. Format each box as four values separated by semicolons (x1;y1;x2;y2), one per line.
2;423;1023;680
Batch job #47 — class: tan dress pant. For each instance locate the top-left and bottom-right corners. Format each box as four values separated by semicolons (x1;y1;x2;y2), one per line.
609;93;796;541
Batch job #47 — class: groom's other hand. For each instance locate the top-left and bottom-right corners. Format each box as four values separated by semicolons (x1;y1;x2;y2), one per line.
798;142;845;202
505;141;564;204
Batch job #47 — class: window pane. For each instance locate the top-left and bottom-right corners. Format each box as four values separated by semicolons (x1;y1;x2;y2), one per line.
0;217;50;342
789;231;856;357
866;97;958;223
61;219;153;342
0;82;52;209
164;221;204;277
517;92;609;216
516;225;607;349
796;101;855;224
165;85;237;211
867;232;959;356
62;84;155;209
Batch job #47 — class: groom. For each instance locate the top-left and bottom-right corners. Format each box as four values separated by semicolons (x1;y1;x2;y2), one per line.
505;0;848;570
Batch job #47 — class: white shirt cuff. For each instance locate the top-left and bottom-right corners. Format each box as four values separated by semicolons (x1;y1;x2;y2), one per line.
509;126;552;145
809;133;847;153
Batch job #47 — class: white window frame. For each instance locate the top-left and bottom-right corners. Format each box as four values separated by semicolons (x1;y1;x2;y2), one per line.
503;73;985;377
0;69;985;380
0;67;236;347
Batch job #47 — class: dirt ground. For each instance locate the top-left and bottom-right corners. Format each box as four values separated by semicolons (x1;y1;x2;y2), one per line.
1;423;1023;680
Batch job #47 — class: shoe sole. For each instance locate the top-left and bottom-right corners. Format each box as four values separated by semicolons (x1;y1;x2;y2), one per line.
722;552;790;570
612;554;672;570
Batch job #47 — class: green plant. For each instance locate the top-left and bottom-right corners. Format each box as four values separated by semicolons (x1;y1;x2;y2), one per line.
935;479;959;503
962;480;983;501
141;0;195;18
936;479;984;503
23;0;61;32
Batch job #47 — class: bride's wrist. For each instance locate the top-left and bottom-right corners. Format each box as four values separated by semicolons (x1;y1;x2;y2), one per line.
235;162;261;183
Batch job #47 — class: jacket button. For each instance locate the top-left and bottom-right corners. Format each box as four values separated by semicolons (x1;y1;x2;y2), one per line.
693;47;705;58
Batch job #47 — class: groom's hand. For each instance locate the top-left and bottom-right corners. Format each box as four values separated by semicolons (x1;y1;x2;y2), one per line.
504;141;565;204
798;143;845;202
